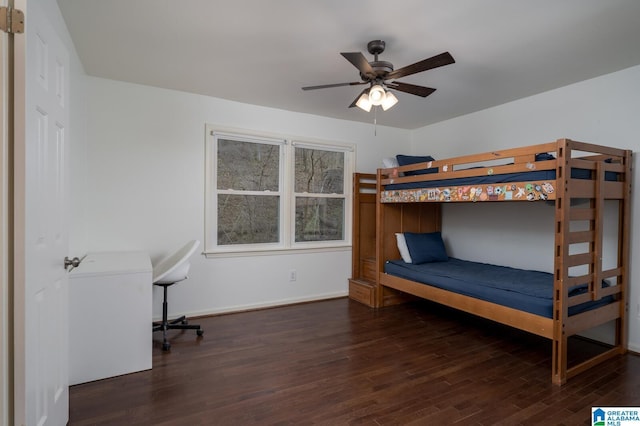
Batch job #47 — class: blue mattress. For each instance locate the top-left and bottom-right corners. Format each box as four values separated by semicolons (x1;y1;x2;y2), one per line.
384;258;612;318
385;168;617;191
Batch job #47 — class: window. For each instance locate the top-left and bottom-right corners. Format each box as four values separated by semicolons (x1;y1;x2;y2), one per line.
216;137;282;246
205;126;354;255
294;144;345;242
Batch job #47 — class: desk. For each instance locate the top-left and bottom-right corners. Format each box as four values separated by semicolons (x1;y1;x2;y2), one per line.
69;251;152;385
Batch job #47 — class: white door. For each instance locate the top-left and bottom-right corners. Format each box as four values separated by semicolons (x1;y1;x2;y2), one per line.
13;0;70;424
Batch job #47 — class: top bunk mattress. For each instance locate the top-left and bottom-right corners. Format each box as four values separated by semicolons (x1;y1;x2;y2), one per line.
384;168;618;191
384;258;612;318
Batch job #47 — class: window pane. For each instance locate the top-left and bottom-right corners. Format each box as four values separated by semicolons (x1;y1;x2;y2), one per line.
218;194;279;245
295;197;344;242
295;147;344;194
218;139;279;191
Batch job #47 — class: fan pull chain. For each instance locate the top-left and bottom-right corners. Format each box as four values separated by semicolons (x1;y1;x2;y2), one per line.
374;106;378;136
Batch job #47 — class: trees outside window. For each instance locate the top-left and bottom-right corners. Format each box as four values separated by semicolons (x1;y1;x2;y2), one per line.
217;138;281;245
294;147;344;242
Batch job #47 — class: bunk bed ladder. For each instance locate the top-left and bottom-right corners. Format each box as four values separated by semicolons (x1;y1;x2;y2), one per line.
553;140;632;385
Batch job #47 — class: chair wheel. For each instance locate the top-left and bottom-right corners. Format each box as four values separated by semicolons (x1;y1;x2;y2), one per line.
162;342;171;351
197;329;204;337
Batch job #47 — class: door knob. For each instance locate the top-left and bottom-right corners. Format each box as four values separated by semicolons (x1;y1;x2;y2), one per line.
64;256;81;270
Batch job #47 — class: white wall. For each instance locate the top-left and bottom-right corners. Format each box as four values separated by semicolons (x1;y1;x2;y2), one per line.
80;77;412;317
411;65;640;351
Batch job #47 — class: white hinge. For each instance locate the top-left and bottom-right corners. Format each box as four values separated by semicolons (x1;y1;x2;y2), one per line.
0;6;25;34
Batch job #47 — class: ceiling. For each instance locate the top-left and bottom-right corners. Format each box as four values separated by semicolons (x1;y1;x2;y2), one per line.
57;0;640;130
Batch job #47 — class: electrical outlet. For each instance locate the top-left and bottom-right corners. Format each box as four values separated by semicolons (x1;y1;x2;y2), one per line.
289;269;297;282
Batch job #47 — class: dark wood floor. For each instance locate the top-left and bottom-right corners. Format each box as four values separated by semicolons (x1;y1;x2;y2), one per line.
69;297;640;425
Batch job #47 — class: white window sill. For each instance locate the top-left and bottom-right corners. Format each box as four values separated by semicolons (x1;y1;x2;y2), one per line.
203;244;351;259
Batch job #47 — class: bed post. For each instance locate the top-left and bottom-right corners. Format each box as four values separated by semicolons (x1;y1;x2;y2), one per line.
552;138;570;385
617;150;633;352
374;168;385;308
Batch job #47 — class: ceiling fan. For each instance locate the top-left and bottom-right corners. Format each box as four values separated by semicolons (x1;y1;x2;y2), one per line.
302;40;455;112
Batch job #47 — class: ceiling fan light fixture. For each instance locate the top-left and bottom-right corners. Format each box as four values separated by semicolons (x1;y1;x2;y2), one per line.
302;41;455;118
356;92;372;112
381;91;398;111
369;84;386;106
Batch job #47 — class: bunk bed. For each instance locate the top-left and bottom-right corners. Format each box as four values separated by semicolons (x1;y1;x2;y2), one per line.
351;138;632;385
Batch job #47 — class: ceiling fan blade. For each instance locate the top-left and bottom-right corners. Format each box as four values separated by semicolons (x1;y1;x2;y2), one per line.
348;88;369;108
386;51;455;80
341;52;375;78
302;81;367;91
387;81;436;97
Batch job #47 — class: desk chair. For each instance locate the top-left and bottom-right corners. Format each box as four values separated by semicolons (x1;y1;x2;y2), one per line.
152;240;203;351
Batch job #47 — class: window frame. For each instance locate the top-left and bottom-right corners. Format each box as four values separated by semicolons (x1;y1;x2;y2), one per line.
205;125;354;257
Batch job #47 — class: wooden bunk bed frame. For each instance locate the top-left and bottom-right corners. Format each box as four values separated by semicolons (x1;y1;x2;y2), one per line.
350;138;632;385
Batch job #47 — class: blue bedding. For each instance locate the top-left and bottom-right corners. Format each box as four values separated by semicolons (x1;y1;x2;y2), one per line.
384;258;612;318
385;168;617;191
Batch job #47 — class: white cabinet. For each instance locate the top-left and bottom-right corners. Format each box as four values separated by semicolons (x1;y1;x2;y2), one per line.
69;251;152;385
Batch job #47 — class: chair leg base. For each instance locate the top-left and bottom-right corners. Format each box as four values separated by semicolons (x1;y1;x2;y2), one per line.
153;283;203;351
153;316;203;351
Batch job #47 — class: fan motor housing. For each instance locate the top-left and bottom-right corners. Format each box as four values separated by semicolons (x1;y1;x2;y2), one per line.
361;60;393;80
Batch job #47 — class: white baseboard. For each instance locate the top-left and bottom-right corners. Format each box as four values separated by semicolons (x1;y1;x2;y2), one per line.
154;291;349;321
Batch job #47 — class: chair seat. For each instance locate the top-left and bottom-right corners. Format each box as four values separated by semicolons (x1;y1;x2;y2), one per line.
153;240;201;284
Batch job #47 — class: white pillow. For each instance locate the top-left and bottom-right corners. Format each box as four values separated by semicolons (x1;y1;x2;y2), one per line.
382;157;399;168
395;233;412;263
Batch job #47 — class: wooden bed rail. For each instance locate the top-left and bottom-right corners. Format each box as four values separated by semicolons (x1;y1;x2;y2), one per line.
382;141;559;177
379;138;630;189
